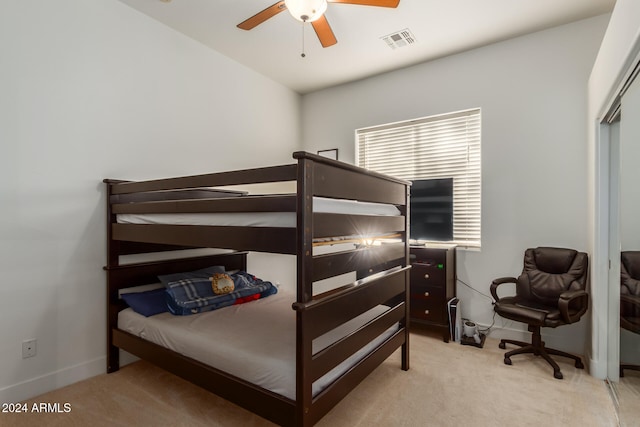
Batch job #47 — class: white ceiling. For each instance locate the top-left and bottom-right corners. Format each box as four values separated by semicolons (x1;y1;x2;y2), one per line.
117;0;615;94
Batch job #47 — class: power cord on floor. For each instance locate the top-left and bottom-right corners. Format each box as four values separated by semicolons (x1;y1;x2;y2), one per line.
457;278;496;335
460;313;495;335
478;312;496;335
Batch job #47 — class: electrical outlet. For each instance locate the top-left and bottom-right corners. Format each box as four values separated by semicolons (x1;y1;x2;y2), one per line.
22;339;37;359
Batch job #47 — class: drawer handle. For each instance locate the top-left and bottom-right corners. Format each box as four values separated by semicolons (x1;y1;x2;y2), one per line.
424;274;430;279
424;309;430;315
424;291;430;297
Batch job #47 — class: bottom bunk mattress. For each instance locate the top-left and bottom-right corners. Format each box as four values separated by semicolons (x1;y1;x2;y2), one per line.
118;289;398;400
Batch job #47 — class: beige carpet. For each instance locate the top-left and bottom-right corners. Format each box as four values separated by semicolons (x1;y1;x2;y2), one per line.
1;330;618;427
617;370;640;427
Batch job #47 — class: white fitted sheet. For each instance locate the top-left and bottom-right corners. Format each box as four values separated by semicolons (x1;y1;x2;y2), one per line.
117;196;401;228
118;290;398;400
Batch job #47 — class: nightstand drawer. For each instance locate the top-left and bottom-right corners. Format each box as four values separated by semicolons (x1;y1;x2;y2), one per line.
410;284;445;301
410;298;445;322
410;250;446;266
410;264;445;286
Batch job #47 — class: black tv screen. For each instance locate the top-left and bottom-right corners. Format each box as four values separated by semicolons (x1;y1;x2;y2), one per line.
410;178;454;242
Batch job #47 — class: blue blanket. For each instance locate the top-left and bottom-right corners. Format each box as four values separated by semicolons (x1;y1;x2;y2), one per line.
165;271;277;315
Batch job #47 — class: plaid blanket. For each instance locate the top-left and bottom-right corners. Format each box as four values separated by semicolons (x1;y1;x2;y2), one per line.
165;271;277;316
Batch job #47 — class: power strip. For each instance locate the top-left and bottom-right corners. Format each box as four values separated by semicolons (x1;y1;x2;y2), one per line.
460;333;486;348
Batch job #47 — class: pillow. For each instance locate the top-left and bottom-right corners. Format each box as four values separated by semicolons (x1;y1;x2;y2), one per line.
158;265;225;287
121;288;169;317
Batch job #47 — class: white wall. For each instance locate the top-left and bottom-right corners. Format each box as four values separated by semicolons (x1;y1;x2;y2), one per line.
0;0;301;402
588;0;640;379
301;16;609;355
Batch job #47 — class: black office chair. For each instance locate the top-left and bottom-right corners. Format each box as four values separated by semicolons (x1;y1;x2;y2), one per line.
620;251;640;377
490;247;589;379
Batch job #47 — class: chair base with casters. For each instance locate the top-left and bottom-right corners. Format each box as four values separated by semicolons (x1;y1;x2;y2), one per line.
620;363;640;377
498;325;584;380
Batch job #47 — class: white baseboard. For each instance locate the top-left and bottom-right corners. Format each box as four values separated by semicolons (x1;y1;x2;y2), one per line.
0;351;141;404
481;323;528;342
0;357;106;404
588;351;608;379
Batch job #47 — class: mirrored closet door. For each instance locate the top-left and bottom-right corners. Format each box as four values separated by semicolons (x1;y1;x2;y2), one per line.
615;66;640;425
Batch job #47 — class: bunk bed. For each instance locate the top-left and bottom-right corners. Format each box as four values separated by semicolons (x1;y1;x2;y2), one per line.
104;151;411;427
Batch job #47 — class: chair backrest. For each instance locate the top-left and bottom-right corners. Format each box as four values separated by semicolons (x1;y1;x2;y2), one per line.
516;247;589;306
621;251;640;297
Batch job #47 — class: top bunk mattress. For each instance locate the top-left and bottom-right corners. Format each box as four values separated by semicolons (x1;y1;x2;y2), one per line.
118;289;398;401
116;196;401;228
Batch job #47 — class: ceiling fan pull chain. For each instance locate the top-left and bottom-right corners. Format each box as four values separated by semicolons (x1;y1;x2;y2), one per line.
301;21;306;58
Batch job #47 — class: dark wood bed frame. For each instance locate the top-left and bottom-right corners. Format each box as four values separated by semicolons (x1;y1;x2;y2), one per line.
104;151;411;427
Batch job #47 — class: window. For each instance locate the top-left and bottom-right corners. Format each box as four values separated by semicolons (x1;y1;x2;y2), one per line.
356;108;481;248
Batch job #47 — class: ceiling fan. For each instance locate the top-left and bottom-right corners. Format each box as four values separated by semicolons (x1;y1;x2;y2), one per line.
237;0;400;48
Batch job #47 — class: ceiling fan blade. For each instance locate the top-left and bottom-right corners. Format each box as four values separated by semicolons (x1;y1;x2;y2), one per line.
312;15;337;48
327;0;399;7
237;1;287;30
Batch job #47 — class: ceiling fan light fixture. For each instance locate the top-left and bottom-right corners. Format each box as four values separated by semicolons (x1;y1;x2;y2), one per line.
284;0;328;23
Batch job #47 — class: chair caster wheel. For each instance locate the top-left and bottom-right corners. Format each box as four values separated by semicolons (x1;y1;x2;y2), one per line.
499;342;506;349
504;357;512;365
575;360;584;369
554;371;563;380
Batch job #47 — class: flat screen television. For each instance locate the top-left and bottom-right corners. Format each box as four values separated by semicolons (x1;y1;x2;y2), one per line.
410;178;454;242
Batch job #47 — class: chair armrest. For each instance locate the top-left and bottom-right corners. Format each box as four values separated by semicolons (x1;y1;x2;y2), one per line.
621;317;640;334
558;290;588;324
490;277;517;302
620;294;640;307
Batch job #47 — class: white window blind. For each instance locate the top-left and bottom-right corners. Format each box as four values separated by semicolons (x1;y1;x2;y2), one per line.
356;108;481;248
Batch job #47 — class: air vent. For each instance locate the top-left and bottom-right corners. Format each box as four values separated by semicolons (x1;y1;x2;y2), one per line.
381;28;417;50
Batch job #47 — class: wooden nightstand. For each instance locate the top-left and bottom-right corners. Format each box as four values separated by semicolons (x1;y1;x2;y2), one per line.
410;245;456;342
